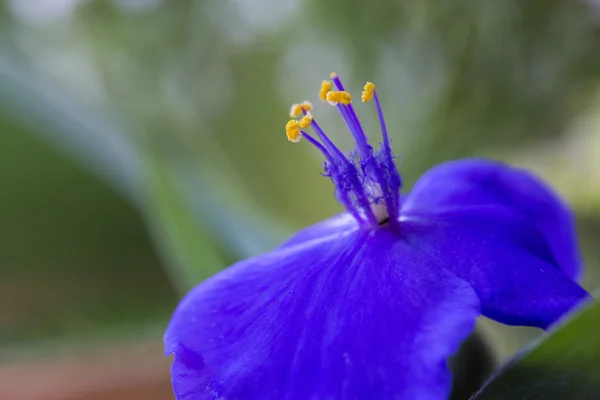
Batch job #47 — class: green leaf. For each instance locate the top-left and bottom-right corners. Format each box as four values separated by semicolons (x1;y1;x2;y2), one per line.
141;151;228;292
140;154;288;292
0;52;142;201
0;51;283;292
472;294;600;400
170;163;286;258
450;329;497;400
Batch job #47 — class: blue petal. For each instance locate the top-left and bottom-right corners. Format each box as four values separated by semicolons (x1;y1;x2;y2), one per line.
279;212;357;248
403;158;581;280
165;228;480;400
401;206;589;329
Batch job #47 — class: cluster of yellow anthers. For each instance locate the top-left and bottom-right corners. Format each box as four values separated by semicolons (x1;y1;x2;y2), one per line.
286;102;313;143
285;73;376;143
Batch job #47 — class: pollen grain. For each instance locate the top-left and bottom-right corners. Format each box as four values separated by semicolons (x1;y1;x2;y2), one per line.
319;80;333;102
326;91;352;106
299;112;313;129
361;82;375;103
285;119;302;143
289;101;313;118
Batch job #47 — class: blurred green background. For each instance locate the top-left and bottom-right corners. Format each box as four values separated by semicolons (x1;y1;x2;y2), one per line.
2;0;600;399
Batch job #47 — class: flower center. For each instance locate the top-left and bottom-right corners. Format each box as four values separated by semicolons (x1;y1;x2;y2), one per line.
285;73;402;229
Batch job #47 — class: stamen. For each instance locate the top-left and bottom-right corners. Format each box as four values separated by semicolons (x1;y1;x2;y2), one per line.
309;115;347;161
285;119;302;143
302;117;378;226
300;130;331;160
319;80;332;102
289;101;313;118
361;82;375;103
283;74;400;230
298;112;313;129
326;91;352;106
297;105;347;161
329;73;371;158
301;130;373;225
373;91;392;162
373;89;401;224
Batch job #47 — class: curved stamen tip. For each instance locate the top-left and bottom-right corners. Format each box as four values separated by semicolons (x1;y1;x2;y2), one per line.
285;119;302;143
326;91;352;106
319;80;333;102
298;112;313;129
289;101;313;118
361;82;375;103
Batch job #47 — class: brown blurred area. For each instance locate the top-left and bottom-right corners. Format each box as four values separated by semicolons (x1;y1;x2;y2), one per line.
0;94;178;399
0;341;173;400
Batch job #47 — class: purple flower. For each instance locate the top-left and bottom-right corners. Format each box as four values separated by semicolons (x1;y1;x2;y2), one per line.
164;73;589;400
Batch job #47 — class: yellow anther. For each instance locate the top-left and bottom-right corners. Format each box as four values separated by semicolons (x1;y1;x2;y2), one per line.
289;101;313;118
298;112;313;129
285;119;302;143
326;91;352;106
330;72;337;79
361;82;375;103
319;80;333;102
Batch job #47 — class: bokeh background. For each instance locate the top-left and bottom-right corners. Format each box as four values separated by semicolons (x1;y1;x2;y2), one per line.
2;0;600;399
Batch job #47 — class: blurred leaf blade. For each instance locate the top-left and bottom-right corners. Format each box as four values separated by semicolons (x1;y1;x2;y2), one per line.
141;151;228;292
142;154;290;292
171;163;287;257
0;51;142;201
0;49;284;293
473;293;600;400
